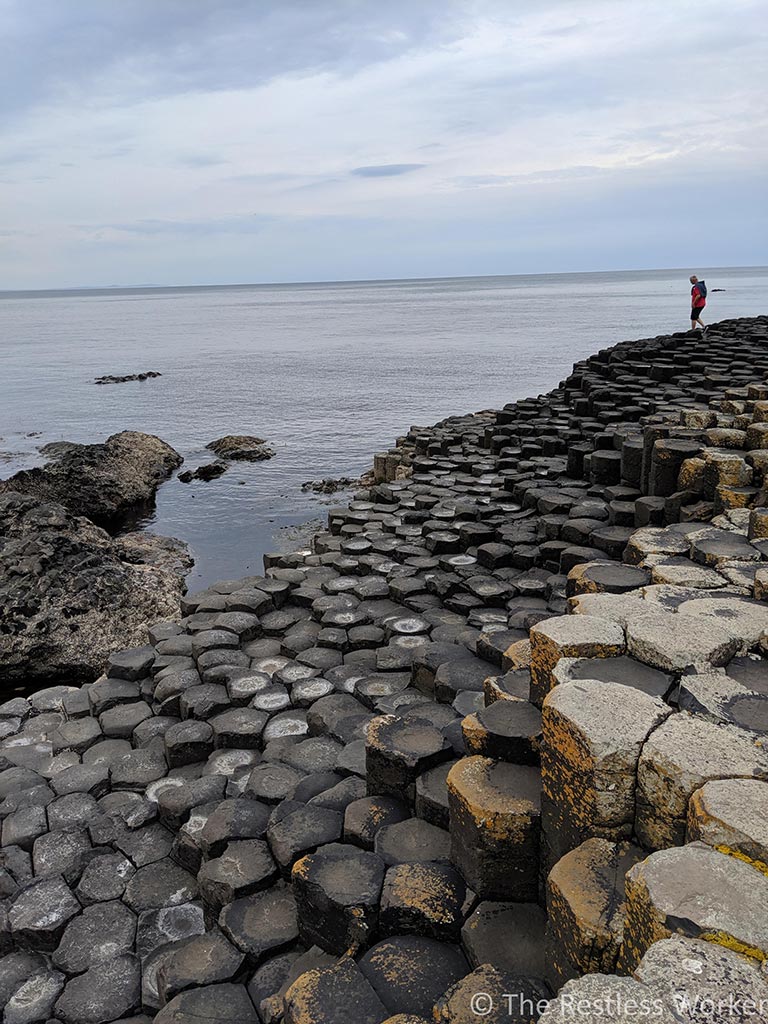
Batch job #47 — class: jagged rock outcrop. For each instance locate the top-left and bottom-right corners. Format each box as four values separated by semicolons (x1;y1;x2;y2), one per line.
0;431;183;527
0;491;186;683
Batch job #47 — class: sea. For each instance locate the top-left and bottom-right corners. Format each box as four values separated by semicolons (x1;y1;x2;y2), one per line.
2;267;766;590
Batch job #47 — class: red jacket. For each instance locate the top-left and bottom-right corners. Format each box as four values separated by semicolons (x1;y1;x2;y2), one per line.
691;283;706;308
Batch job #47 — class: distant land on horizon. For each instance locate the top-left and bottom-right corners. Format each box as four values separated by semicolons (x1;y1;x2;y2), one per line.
1;264;765;298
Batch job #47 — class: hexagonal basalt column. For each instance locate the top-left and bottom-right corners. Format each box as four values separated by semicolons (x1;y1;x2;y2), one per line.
447;756;541;901
292;842;385;956
635;711;768;850
541;681;671;867
529;615;625;708
545;838;645;988
687;778;768;872
619;842;768;972
625;607;740;673
366;715;453;801
461;700;542;764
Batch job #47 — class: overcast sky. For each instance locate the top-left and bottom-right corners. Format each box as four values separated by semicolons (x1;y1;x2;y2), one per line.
1;0;766;288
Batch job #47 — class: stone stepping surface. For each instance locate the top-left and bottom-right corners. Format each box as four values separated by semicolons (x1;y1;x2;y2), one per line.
3;317;768;1020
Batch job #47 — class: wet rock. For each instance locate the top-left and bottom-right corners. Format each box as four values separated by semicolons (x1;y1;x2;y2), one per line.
374;817;451;866
267;804;343;874
199;797;270;857
366;715;453;798
122;858;198;912
344;796;410;849
414;760;456;829
178;461;227;483
93;371;162;385
154;982;258;1024
135;902;206;961
462;901;547;978
462;700;542;764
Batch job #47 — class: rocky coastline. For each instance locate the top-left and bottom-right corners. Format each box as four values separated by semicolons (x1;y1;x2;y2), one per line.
2;317;768;1022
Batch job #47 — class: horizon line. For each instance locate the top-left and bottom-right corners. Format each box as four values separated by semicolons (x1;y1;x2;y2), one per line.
1;263;766;296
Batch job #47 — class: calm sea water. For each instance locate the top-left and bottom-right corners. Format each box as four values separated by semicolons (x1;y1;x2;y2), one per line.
2;267;766;588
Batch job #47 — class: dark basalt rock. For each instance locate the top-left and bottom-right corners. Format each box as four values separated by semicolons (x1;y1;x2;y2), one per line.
283;956;388;1024
4;318;768;1022
8;875;80;951
206;435;275;461
292;842;385;954
157;929;245;1005
1;430;182;527
0;494;187;684
94;371;162;385
218;887;299;964
178;461;227;483
358;935;469;1017
54;953;141;1024
154;982;258;1024
379;861;466;941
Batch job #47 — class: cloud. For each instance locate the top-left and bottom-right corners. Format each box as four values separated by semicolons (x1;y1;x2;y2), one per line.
0;0;765;287
351;164;427;177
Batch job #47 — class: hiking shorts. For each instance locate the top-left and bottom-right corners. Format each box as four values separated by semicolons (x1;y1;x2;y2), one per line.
691;307;705;320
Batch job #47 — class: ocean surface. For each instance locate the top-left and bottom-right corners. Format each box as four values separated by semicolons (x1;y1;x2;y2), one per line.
2;267;766;589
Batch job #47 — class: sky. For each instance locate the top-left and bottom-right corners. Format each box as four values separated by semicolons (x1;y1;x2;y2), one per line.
0;0;766;288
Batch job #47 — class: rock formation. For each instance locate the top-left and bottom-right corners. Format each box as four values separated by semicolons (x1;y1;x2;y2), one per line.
206;436;275;461
2;317;768;1022
0;492;187;684
0;431;183;528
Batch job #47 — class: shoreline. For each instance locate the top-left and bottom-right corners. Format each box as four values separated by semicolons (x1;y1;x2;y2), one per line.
2;316;768;1020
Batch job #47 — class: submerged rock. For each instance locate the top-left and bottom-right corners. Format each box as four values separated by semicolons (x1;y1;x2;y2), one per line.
178;462;228;483
0;492;186;683
206;435;275;461
0;431;182;528
94;371;162;385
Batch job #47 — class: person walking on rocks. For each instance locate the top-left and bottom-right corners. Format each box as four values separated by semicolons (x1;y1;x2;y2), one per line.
689;274;707;331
